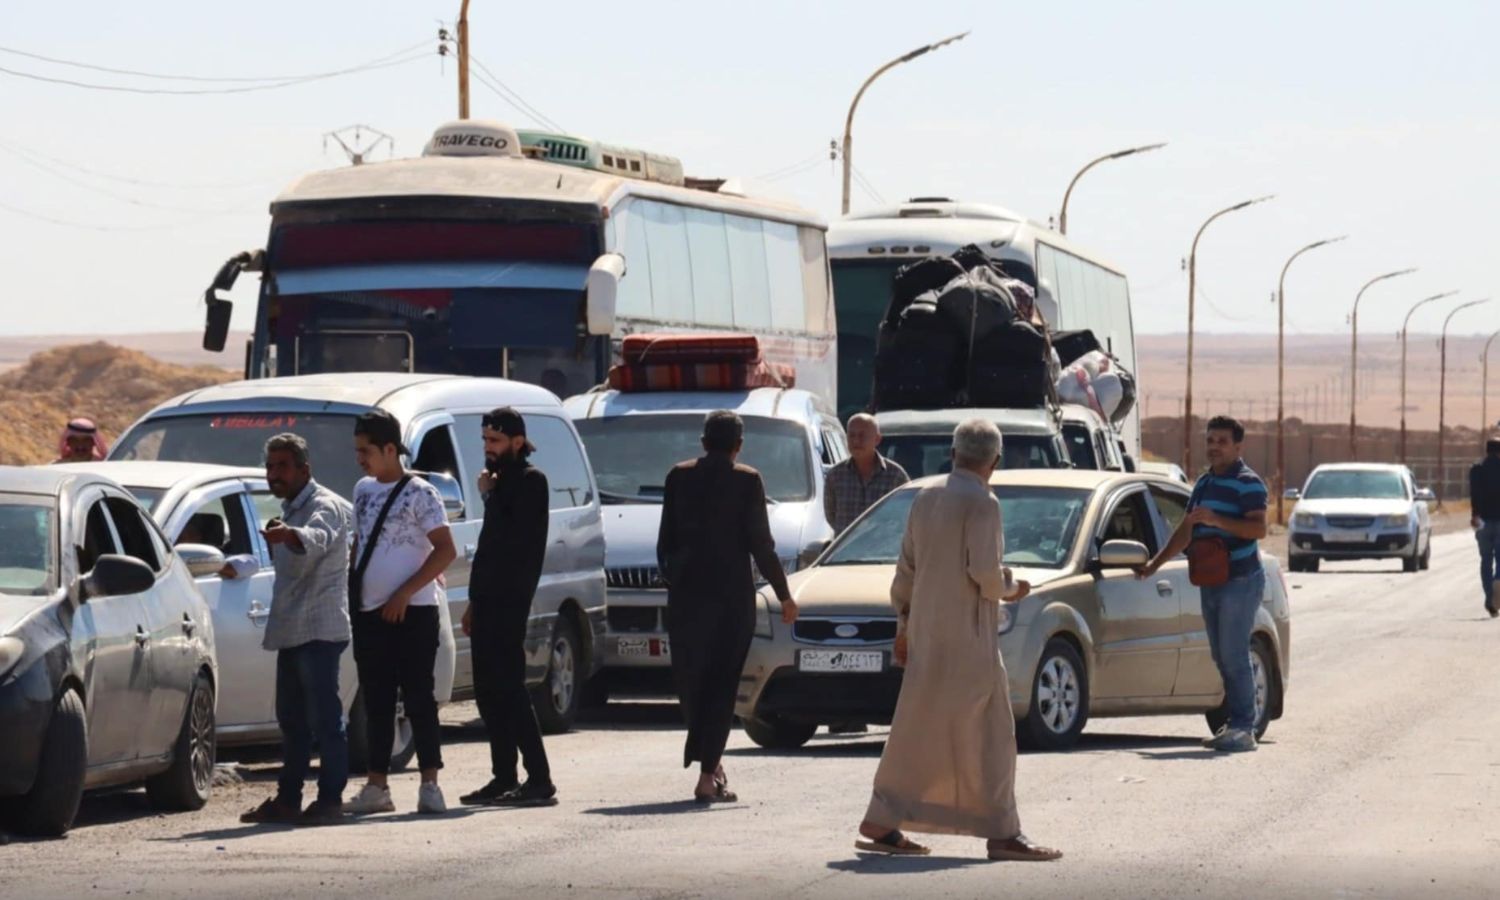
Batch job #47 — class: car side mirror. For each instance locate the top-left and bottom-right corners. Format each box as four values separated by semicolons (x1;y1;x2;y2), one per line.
585;252;625;336
1283;488;1302;501
419;471;467;522
1097;539;1151;569
798;539;831;570
82;554;157;599
1414;487;1436;503
177;543;228;578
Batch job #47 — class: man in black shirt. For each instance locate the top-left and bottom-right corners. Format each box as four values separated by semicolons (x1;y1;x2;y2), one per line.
1469;436;1500;618
460;407;557;806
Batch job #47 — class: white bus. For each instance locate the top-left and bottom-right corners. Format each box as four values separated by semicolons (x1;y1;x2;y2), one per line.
201;120;837;406
827;198;1138;457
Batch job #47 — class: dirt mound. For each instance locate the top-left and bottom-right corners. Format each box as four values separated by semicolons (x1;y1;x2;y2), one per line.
0;342;238;465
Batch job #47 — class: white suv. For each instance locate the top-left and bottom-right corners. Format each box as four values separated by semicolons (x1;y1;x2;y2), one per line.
1285;463;1435;573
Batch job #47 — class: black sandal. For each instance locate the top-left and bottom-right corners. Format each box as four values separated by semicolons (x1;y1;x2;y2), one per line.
855;830;931;856
694;782;738;804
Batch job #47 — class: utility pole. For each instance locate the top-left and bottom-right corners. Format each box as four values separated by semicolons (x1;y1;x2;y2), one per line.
458;0;472;119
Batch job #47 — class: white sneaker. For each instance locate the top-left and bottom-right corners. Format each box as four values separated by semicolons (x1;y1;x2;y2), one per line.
418;783;448;815
343;783;395;815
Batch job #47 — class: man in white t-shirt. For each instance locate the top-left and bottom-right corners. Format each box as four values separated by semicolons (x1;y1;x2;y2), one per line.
342;410;458;816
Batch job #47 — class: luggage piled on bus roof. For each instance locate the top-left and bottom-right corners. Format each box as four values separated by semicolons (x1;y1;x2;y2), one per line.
608;333;795;392
870;245;1136;424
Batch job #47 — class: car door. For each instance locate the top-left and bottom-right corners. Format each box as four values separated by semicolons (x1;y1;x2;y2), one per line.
411;416;477;696
71;491;156;766
1148;482;1219;698
170;482;279;730
1090;486;1181;699
104;492;191;757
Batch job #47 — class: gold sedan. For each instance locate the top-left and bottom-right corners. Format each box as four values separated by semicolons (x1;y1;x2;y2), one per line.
737;470;1292;751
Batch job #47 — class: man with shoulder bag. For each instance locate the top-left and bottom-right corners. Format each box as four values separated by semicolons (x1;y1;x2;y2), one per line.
1136;415;1268;753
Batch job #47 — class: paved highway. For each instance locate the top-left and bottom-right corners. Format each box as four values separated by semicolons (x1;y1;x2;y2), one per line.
7;532;1498;898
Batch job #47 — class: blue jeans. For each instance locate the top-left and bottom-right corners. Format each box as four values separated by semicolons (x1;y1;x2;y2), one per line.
1200;569;1265;732
1477;521;1500;612
276;640;349;806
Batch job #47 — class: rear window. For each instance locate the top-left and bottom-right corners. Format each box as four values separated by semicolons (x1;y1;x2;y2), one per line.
113;412;365;500
881;432;1066;478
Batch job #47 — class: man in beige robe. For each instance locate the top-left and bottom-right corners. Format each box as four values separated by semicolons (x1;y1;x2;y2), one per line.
855;419;1062;862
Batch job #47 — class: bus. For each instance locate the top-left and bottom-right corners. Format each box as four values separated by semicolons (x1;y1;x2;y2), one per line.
827;198;1138;457
200;120;837;406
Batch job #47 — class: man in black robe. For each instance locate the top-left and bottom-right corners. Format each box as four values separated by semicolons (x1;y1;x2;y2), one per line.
657;410;797;803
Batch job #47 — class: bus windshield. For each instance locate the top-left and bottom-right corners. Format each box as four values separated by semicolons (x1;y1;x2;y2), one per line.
112;413;366;500
831;259;905;422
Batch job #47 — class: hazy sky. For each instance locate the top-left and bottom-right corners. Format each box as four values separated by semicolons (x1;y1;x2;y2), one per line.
2;0;1496;341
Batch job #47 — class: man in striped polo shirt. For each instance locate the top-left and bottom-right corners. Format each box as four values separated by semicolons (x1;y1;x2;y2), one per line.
1137;415;1268;753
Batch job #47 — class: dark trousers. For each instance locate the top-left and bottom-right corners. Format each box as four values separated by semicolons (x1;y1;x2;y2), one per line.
1478;521;1500;612
275;639;349;806
352;606;443;774
471;600;550;785
668;597;754;774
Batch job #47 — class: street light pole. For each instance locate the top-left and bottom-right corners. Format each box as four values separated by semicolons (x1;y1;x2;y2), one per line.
1348;268;1417;459
1439;299;1489;504
1482;328;1500;448
1182;195;1275;476
1400;291;1460;466
840;32;969;215
1275;236;1347;524
1058;142;1167;236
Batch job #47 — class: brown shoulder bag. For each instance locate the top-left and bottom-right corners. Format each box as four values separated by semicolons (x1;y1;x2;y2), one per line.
1185;536;1230;588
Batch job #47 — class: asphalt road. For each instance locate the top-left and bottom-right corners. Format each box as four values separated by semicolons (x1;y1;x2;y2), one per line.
6;531;1499;899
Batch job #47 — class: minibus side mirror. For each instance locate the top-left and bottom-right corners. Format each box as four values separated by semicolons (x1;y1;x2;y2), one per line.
586;253;625;336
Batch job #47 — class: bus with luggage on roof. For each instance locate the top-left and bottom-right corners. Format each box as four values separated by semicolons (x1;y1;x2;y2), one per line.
197;120;838;408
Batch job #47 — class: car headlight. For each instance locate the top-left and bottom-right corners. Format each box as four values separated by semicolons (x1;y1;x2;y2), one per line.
1381;514;1410;528
754;592;775;639
0;635;26;680
1293;513;1317;528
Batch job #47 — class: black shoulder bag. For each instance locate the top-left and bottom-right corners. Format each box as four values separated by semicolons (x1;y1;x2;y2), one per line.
349;475;412;609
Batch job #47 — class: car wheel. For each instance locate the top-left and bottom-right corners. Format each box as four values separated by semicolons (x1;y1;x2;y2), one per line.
1304;556;1320;573
1287;555;1305;573
533;616;581;735
146;671;216;811
1420;537;1432;570
1204;638;1279;740
13;688;87;836
1403;546;1420;573
743;715;818;750
1018;638;1089;751
346;689;416;773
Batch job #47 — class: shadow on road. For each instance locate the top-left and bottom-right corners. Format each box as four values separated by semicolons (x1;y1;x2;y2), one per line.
725;737;886;759
582;799;735;817
575;701;685;732
154;806;493;843
1065;732;1204;753
828;854;988;874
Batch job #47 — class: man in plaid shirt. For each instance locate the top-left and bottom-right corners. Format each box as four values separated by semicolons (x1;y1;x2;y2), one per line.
824;414;910;534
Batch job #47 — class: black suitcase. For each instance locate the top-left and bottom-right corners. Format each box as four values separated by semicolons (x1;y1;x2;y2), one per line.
1052;329;1103;368
935;276;1018;347
966;364;1052;408
889;257;965;324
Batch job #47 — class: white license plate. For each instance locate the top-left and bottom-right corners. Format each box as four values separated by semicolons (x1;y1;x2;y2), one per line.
798;649;884;673
617;637;670;658
1325;530;1368;543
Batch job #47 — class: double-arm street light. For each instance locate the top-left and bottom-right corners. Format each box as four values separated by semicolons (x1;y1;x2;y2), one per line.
1348;268;1418;458
1057;143;1167;235
1483;328;1500;446
1182;195;1275;476
1438;299;1490;503
1274;236;1347;523
840;32;969;215
1399;291;1460;465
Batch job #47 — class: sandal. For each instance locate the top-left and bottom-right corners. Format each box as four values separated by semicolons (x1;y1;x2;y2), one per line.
855;829;930;856
694;782;738;804
987;834;1063;862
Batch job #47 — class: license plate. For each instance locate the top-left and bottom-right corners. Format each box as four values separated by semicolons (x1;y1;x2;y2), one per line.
1325;530;1367;543
617;637;669;657
798;649;884;673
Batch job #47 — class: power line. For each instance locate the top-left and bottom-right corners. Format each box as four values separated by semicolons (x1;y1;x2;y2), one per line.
0;197;210;231
755;152;826;181
0;48;432;95
467;55;564;133
0;142;255;214
0;39;433;83
851;165;885;205
0;136;291;191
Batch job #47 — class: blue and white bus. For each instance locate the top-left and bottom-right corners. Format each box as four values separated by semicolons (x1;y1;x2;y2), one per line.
201;120;837;406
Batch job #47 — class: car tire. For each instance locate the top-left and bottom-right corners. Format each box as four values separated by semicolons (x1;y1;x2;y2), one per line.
533;616;581;735
1204;637;1280;740
1287;554;1305;573
1303;556;1320;573
580;674;610;709
1403;546;1420;573
146;670;215;811
1017;638;1089;751
743;715;818;750
1420;537;1432;571
13;688;87;836
346;689;416;774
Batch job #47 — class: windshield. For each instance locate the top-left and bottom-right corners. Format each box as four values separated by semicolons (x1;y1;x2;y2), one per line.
821;483;1090;569
124;487;165;514
574;414;813;502
831;260;906;422
1304;470;1407;500
112;412;366;500
0;497;55;596
1061;423;1098;469
881;432;1066;478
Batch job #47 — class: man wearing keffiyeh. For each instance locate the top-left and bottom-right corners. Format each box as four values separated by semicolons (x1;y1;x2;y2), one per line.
53;417;108;463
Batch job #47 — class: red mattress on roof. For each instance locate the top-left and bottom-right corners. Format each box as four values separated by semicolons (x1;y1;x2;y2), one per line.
620;332;762;365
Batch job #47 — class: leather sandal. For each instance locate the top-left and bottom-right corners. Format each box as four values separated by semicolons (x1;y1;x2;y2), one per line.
987;834;1063;862
694;782;738;804
855;829;931;856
